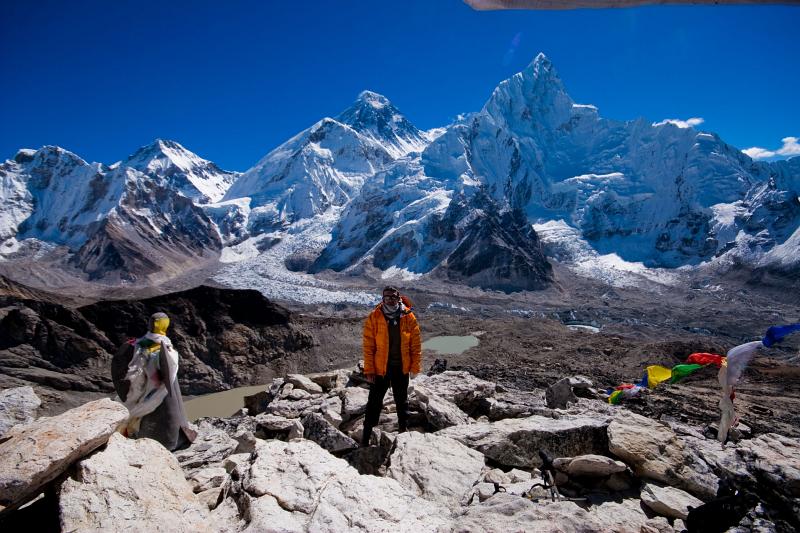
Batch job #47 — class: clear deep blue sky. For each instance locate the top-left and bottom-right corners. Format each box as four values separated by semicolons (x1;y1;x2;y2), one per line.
1;1;798;171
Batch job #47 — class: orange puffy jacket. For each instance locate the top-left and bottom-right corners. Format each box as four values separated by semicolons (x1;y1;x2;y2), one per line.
362;295;422;376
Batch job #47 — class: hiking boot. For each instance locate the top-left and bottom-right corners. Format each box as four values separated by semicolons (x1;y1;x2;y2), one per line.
360;428;372;448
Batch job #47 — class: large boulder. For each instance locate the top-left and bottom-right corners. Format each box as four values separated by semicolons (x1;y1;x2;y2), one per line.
254;412;305;440
641;482;703;520
173;421;238;478
320;395;343;428
554;454;628;477
483;389;549;421
414;371;496;413
726;433;800;521
437;414;610;468
735;433;800;495
0;398;127;512
410;384;472;429
340;386;370;420
0;386;41;437
386;432;485;508
285;374;324;394
545;377;578;409
307;370;349;392
187;466;231;494
59;433;215;531
240;439;451;532
264;396;325;419
608;411;718;499
301;413;357;453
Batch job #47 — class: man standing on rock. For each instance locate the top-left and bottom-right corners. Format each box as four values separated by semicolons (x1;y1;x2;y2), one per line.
361;286;422;447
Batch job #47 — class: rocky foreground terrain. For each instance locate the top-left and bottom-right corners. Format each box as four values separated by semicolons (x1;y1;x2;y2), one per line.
0;266;798;531
1;367;799;532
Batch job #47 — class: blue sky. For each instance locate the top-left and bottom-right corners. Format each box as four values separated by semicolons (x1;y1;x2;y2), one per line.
1;1;798;170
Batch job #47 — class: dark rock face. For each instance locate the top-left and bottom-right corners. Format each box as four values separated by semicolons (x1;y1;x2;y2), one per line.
79;286;314;394
301;412;358;453
71;182;222;283
308;185;396;274
0;275;62;303
0;286;317;408
0;298;116;394
439;193;554;292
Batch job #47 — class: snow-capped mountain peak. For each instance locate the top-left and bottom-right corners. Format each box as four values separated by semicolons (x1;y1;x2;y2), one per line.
483;53;574;132
218;92;436;234
220;115;395;232
356;90;391;109
336;91;429;158
0;143;223;282
123;139;238;203
23;145;89;171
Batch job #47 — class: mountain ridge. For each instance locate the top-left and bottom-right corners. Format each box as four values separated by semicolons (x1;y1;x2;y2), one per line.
1;54;798;296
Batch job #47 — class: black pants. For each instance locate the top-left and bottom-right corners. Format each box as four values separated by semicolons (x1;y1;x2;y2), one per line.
362;366;409;445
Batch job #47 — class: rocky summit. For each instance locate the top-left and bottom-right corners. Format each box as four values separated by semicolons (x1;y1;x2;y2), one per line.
1;368;799;532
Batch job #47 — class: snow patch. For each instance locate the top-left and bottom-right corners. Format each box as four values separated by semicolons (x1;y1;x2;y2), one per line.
427;301;470;312
380;266;423;281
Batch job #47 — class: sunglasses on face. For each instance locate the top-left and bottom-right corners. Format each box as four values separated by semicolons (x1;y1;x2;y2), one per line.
383;294;399;301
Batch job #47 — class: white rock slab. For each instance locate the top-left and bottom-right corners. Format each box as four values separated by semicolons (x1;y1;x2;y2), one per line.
340;386;370;420
556;454;628;477
588;497;653;532
301;412;357;453
735;433;800;498
414;371;496;411
287;388;313;401
266;397;324;419
0;386;41;437
211;495;247;533
242;439;451;532
411;384;472;429
59;433;214;532
321;395;343;428
242;493;306;533
437;414;610;468
0;398;127;511
608;411;718;498
187;466;230;493
286;374;324;394
641;482;703;520
307;370;347;392
387;432;485;508
482;468;511;484
508;468;533;482
197;486;225;510
254;412;297;431
453;493;606;531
